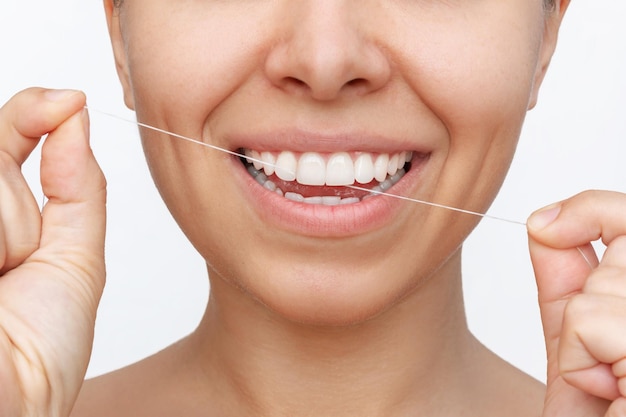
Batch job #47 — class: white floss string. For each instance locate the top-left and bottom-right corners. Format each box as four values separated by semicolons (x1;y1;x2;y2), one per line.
86;106;599;269
85;106;528;227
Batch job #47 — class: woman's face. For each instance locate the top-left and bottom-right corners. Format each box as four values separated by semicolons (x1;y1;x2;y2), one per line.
106;0;564;324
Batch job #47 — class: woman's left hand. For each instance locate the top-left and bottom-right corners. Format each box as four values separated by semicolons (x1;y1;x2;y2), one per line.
528;190;626;417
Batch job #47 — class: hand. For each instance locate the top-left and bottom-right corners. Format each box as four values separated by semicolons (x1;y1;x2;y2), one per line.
0;88;106;416
528;190;626;417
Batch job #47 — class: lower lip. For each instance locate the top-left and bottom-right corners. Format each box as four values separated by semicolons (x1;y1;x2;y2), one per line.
231;155;429;237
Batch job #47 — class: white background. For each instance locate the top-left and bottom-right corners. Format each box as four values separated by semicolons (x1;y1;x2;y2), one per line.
1;2;625;381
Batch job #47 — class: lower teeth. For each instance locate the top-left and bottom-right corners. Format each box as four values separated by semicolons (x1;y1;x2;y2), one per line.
244;162;407;206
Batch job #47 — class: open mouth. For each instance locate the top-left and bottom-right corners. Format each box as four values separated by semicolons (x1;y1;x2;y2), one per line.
240;149;427;206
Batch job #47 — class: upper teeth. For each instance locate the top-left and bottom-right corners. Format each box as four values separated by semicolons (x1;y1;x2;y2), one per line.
244;150;412;186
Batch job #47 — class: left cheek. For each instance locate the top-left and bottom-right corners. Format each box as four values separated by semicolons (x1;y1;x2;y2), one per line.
412;27;539;209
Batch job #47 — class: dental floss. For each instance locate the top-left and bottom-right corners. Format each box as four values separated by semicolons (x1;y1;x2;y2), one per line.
576;246;594;269
346;185;527;226
85;106;599;269
83;106;526;227
84;107;271;170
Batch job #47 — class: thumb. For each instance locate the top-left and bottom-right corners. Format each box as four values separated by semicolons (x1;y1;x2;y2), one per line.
527;191;626;416
528;192;626;371
527;203;597;358
34;106;107;309
528;211;605;416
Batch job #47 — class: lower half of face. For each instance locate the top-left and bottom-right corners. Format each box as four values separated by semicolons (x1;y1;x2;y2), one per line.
118;0;547;324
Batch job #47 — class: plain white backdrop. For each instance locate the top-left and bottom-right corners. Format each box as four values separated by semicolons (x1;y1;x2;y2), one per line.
1;1;625;381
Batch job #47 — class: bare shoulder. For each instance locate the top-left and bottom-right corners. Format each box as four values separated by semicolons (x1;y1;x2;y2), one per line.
70;339;204;417
471;346;546;417
70;356;164;417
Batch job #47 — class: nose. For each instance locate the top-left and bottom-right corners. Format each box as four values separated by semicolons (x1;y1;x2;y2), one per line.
264;2;392;101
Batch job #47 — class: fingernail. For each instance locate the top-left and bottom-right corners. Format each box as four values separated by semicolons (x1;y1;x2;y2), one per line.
527;204;561;230
44;89;79;102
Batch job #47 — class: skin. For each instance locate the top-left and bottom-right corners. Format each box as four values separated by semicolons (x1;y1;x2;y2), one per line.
83;0;557;415
1;0;626;417
105;0;556;327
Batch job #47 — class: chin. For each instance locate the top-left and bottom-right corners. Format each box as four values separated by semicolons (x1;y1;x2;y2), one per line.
237;264;411;327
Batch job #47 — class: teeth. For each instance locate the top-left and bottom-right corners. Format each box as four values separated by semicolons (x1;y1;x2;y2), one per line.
245;151;410;205
245;149;263;170
285;192;305;203
261;151;276;176
354;153;375;184
245;149;413;199
340;197;360;205
373;154;389;182
326;152;355;186
259;150;411;187
275;151;297;181
282;191;376;206
322;196;342;206
297;152;326;186
387;153;399;176
263;180;277;192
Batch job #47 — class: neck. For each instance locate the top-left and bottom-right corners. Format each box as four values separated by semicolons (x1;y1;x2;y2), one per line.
186;251;481;417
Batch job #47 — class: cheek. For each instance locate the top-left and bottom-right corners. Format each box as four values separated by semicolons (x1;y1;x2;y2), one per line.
142;134;252;269
388;7;544;210
410;26;541;137
121;3;275;124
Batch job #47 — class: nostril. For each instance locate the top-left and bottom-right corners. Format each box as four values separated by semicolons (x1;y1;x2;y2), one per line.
279;77;309;94
286;77;307;87
346;78;366;86
283;77;367;93
346;78;369;90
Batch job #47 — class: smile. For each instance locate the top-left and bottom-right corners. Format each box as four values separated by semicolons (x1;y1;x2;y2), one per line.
241;149;424;205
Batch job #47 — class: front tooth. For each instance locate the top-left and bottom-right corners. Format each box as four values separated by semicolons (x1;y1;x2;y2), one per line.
275;151;297;181
297;152;326;186
326;152;355;186
261;152;276;176
354;153;375;184
374;154;389;182
304;196;323;205
322;196;342;206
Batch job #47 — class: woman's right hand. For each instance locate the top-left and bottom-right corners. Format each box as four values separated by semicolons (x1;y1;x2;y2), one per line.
0;88;106;417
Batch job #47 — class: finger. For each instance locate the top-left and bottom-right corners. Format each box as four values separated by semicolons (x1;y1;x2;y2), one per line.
583;236;626;297
0;88;86;274
527;191;626;341
30;107;107;309
528;190;626;249
527;236;593;367
0;151;41;274
606;398;626;417
542;381;610;417
559;293;626;400
0;87;86;165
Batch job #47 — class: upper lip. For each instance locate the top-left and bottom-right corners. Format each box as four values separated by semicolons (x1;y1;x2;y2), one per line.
223;127;435;155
